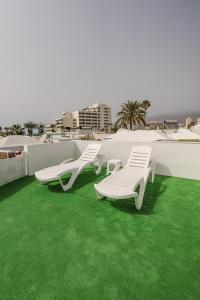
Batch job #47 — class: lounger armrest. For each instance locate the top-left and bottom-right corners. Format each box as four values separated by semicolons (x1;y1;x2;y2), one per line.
149;159;155;171
60;158;74;165
144;166;152;184
149;159;156;182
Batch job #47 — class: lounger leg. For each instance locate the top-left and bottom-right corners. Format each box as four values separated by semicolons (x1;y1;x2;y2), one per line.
93;160;103;175
151;171;155;183
96;161;103;175
151;161;156;183
136;180;146;210
96;191;104;200
134;193;139;209
59;170;78;191
40;181;47;185
137;189;144;210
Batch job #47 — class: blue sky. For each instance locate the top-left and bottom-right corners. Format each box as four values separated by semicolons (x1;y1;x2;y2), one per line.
0;0;200;125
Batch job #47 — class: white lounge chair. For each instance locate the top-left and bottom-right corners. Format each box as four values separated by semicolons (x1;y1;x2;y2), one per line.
35;143;103;191
94;146;155;210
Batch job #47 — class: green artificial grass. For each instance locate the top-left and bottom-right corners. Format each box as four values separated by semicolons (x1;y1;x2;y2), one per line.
0;168;200;300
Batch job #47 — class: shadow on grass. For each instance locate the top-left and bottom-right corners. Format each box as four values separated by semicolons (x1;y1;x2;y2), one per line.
107;175;169;215
0;167;169;217
0;168;106;202
0;176;35;202
48;167;106;194
47;168;169;215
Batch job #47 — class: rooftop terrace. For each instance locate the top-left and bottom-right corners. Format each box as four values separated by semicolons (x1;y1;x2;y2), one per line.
1;167;200;299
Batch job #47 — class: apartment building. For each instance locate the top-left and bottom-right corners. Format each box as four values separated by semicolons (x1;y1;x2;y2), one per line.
46;103;112;132
185;117;193;129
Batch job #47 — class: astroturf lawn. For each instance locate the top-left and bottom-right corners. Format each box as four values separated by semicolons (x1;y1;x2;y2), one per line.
0;168;200;300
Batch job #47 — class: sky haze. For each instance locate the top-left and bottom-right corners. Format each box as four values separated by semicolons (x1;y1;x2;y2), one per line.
0;0;200;125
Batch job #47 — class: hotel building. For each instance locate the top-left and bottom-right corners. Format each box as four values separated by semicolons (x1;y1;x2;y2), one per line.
46;103;112;132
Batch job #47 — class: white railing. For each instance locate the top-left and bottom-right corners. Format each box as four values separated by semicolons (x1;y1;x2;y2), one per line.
0;154;26;187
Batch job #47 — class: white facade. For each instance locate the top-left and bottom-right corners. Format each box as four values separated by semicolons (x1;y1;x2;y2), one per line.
46;103;112;132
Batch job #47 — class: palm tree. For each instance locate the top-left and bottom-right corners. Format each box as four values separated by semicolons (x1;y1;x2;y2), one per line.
37;123;45;135
4;127;10;135
10;124;23;135
116;100;146;129
141;99;151;111
24;121;37;136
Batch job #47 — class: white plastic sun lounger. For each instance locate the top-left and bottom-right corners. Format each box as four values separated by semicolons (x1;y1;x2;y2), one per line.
94;146;155;210
35;143;102;191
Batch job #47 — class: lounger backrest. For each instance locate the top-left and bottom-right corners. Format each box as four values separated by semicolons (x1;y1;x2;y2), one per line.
126;146;152;170
79;143;101;162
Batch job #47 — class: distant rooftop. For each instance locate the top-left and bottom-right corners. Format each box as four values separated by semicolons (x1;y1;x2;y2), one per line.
168;128;200;141
109;129;169;142
0;135;39;148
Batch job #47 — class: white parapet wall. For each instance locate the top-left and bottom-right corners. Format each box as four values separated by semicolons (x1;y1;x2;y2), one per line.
75;140;200;180
25;142;75;176
0;155;26;187
22;140;200;180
